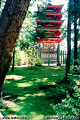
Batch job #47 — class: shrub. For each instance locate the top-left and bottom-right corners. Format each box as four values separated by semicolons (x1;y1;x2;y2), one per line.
51;68;80;119
35;57;44;66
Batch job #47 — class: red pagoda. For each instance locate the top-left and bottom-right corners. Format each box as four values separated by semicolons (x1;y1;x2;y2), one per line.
36;5;64;53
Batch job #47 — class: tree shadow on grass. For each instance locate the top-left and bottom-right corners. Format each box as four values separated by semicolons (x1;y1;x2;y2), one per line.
2;66;65;119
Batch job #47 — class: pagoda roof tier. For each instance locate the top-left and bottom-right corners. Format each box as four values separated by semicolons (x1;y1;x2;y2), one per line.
36;29;63;37
45;5;63;13
37;20;64;24
37;38;63;43
36;28;63;32
45;33;61;37
37;20;64;28
46;14;62;20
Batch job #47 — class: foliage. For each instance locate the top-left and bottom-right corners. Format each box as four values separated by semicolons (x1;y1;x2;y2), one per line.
16;10;36;51
35;57;43;66
20;41;30;51
33;30;46;41
27;46;36;65
69;0;80;20
11;45;43;67
70;45;80;65
37;25;42;28
12;10;37;67
27;46;44;67
34;11;47;20
51;92;79;119
14;48;28;66
77;45;80;63
51;67;80;119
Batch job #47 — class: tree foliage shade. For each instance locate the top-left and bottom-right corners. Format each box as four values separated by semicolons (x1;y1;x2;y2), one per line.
33;30;46;41
17;10;36;51
69;0;80;20
34;11;47;20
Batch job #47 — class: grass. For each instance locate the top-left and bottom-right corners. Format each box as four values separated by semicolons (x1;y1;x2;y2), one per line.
1;66;65;120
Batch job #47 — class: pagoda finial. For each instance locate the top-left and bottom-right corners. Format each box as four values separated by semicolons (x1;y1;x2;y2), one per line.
48;0;52;5
46;0;52;5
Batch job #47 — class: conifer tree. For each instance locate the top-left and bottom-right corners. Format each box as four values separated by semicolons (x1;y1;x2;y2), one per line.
65;0;71;79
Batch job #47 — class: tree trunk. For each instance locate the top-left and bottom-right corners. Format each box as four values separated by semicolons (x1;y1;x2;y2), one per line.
12;47;15;71
74;0;78;66
65;0;71;79
57;44;60;65
0;87;3;107
0;0;30;107
74;18;78;65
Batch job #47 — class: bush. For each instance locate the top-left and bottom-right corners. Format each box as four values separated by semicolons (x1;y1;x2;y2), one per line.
71;45;80;65
51;68;80;119
11;47;28;66
35;57;44;66
51;92;79;119
15;49;27;66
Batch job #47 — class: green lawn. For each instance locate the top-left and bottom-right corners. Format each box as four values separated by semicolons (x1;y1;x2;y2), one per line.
2;66;65;120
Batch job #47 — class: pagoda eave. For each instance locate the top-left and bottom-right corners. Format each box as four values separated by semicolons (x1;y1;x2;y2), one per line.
45;5;63;13
36;28;63;32
46;5;63;8
46;13;62;20
37;38;63;44
37;20;64;24
36;28;63;37
37;20;64;28
46;13;62;16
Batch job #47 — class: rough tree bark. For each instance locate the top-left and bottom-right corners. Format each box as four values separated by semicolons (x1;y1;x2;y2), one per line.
65;0;71;79
0;0;30;107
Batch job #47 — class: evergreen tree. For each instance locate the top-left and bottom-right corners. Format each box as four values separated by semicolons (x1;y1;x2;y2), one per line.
65;0;72;79
73;0;80;66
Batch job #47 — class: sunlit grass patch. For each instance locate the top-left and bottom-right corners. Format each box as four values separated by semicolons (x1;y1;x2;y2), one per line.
24;91;45;97
52;74;58;76
33;78;49;83
17;97;26;100
17;82;33;87
51;66;61;69
48;82;56;85
29;112;44;120
5;75;25;80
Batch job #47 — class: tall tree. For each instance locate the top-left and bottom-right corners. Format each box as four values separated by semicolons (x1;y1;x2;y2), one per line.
73;0;79;65
65;0;72;79
0;0;31;107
